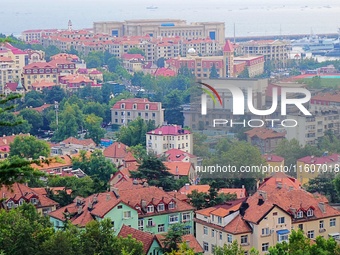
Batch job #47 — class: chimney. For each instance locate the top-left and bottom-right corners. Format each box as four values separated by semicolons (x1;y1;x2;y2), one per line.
141;199;147;210
277;182;282;189
318;202;326;213
88;201;93;210
185;183;189;190
77;206;82;215
133;179;138;185
176;166;179;174
106;193;111;201
93;196;98;204
118;142;121;148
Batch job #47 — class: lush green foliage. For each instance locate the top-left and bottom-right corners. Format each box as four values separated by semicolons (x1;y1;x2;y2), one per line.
9;135;50;159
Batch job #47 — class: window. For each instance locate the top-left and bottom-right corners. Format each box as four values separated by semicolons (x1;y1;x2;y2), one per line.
307;209;314;217
147;218;154;227
298;224;303;230
227;234;232;243
211;229;215;237
219;231;223;240
152;113;155;117
7;201;14;208
203;242;209;252
262;227;270;236
145;104;149;110
278;217;285;224
168;201;175;209
241;235;248;245
123;211;131;219
30;198;38;204
307;230;314;239
158;224;165;232
218;216;222;224
147;205;154;213
203;226;208;235
319;220;324;229
262;243;269;252
157;203;165;211
212;215;215;221
182;212;190;222
133;104;137;109
211;244;216;253
169;214;179;224
330;218;336;227
138;219;144;230
121;103;125;109
278;234;289;242
18;199;24;206
296;211;303;218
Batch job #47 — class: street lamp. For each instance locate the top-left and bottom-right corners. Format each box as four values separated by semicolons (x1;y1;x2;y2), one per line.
54;101;59;130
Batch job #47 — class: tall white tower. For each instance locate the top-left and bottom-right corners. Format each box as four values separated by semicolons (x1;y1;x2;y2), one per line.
68;20;73;31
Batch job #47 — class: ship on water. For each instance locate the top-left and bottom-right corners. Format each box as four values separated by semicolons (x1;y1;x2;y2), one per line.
146;5;158;10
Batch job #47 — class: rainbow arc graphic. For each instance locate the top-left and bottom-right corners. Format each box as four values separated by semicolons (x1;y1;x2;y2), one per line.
197;82;222;115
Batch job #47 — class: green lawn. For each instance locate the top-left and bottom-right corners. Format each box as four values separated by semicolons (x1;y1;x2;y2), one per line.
299;78;340;89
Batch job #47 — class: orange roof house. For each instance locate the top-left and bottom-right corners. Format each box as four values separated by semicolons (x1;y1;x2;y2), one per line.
178;184;247;199
245;127;286;154
103;142;136;167
0;183;58;215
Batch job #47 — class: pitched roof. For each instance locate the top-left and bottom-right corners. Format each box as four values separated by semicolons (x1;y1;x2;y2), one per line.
155;234;203;253
297;154;340;164
164;162;193;176
243;173;340;224
32;187;72;196
245;127;286;140
259;172;301;190
0;183;58;208
118;225;156;254
4;82;18;91
223;40;234;52
223;214;252;234
161;148;196;161
262;154;284;162
311;92;340;103
103;142;129;159
0;134;29;147
61;137;96;147
112;98;161;111
178;185;247;198
147;125;191;135
31;80;56;88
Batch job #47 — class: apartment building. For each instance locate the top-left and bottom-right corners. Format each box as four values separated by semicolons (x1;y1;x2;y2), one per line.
195;173;340;255
103;141;136;167
297;154;340;185
234;55;265;77
22;59;76;90
21;29;59;43
310;92;340;112
49;185;195;235
0;43;28;93
235;40;290;68
121;53;145;73
285;110;340;146
93;19;225;46
245;128;286;154
146;125;193;155
111;98;164;127
183;78;268;131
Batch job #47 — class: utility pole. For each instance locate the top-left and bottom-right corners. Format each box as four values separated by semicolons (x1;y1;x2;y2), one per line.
55;101;59;130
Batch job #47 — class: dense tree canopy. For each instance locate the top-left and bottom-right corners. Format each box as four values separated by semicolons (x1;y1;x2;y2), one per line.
9;135;50;159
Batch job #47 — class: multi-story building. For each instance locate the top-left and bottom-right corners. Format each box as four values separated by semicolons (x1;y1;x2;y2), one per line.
285;111;340;146
0;43;28;93
93;19;225;46
146;125;193;155
160;148;199;167
0;183;58;216
22;59;76;90
234;55;265;77
183;78;268;131
21;29;59;43
235;40;290;68
310;92;340;112
49;185;195;235
195;173;340;255
103;141;136;167
111;98;164;127
121;53;145;73
297;154;340;185
245;128;286;154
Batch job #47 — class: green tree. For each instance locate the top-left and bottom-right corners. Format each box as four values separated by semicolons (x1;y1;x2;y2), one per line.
213;240;250;255
84;114;105;144
10;135;50;159
116;117;155;146
0;112;31;136
107;56;122;72
45;45;61;61
165;242;195;255
164;90;184;125
193;132;210;158
127;144;148;162
127;47;145;56
18;108;44;135
23;90;45;108
157;57;165;68
209;63;219;78
237;68;250;78
162;223;186;253
130;154;174;190
44;86;66;104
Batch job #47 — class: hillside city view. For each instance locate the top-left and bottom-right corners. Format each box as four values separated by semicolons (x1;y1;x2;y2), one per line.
2;1;340;255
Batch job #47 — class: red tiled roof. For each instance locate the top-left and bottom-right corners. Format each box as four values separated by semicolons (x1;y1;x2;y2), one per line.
223;214;252;234
32;187;72;196
118;225;156;254
161;148;196;162
147;125;190;135
179;185;247;198
155;234;203;253
311;92;340;103
112;98;161;111
0;134;29;147
223;40;234;52
297;154;340;164
164;162;193;176
4;82;18;91
259;172;301;190
103;142;129;159
245;127;286;140
0;183;58;208
61;137;96;147
0;56;13;62
122;53;145;60
154;68;176;77
31;80;56;88
243;173;340;224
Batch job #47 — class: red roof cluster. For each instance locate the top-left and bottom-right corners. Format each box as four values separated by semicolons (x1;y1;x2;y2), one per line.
112;98;161;111
147;125;191;135
161;148;196;161
61;137;96;147
245;127;286;140
297;154;340;164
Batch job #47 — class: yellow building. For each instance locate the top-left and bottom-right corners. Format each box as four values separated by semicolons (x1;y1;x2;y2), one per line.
297;154;340;185
195;173;340;255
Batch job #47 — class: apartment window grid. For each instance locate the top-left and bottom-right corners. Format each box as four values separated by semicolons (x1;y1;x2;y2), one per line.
169;214;179;224
211;229;215;237
219;231;223;240
262;243;269;252
319;220;324;230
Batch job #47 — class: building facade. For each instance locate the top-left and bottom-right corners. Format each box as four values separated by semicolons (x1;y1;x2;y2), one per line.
146;125;193;155
111;98;164;127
